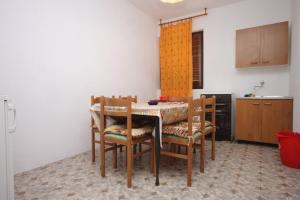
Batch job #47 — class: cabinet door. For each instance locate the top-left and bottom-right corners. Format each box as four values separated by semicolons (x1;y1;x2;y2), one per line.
235;100;262;142
261;100;292;144
260;22;288;66
261;100;282;144
236;27;261;68
281;100;293;132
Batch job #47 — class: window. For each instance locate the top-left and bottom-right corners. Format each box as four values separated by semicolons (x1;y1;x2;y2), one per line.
192;31;203;89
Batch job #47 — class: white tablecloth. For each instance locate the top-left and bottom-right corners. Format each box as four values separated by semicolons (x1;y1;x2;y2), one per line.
90;102;188;146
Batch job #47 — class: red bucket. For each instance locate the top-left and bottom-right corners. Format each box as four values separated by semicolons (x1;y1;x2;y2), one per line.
275;132;300;168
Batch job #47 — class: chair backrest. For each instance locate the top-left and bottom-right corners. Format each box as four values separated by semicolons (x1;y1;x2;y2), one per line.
100;97;133;139
168;96;190;103
112;95;137;103
185;96;216;136
186;97;205;136
91;96;101;105
201;95;216;126
91;96;102;128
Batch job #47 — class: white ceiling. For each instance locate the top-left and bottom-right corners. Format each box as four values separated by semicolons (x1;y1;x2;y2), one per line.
129;0;246;20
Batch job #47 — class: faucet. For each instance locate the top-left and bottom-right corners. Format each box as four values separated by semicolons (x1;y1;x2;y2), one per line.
253;81;265;96
253;81;265;90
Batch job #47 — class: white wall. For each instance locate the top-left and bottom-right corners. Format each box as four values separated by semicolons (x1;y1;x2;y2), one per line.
191;0;291;98
290;0;300;131
0;0;159;173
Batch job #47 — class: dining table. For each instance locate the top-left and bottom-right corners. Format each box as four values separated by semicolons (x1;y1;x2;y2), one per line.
90;101;188;186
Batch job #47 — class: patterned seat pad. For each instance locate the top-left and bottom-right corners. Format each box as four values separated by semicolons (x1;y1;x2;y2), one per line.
162;121;212;138
104;123;153;138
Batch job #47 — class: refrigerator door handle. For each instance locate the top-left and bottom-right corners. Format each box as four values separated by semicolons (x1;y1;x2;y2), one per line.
8;103;16;133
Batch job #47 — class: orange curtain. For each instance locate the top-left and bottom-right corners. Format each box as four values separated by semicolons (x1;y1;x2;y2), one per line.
160;19;193;97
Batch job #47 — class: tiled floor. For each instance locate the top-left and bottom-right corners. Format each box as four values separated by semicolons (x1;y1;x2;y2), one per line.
15;141;300;200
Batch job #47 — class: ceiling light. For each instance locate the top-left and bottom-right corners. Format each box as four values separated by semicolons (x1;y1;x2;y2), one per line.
160;0;184;4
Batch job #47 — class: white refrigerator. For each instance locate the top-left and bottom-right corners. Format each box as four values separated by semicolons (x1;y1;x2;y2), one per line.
0;96;16;200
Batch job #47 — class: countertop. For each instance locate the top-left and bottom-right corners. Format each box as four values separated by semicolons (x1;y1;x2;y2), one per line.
237;96;293;100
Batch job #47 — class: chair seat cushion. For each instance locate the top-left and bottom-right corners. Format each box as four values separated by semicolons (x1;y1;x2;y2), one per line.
104;123;153;138
162;121;212;139
162;131;204;143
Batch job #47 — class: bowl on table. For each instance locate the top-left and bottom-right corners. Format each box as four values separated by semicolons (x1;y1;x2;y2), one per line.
159;96;168;102
148;100;159;105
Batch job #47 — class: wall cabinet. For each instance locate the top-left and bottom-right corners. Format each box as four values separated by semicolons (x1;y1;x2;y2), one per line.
235;99;293;144
236;21;288;68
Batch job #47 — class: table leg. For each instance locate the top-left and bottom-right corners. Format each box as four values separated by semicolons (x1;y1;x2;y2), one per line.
154;117;160;186
132;114;160;186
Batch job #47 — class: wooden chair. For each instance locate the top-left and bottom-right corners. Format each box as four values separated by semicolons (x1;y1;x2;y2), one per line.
91;95;137;162
113;95;151;155
112;96;138;152
161;96;215;186
99;97;154;188
162;96;190;155
91;96;99;162
91;96;121;162
197;95;216;173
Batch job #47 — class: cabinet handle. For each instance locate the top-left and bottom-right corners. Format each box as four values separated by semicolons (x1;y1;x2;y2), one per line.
252;103;260;105
250;62;258;65
264;103;272;105
262;61;270;64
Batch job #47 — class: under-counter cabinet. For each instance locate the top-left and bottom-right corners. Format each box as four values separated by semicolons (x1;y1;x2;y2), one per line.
235;98;293;144
236;21;288;68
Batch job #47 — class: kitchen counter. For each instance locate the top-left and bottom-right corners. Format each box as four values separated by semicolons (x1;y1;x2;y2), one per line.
235;97;293;144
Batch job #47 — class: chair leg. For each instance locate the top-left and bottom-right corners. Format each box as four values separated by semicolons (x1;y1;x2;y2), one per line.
100;134;105;177
185;146;188;155
212;131;216;160
177;145;181;154
187;143;193;187
125;146;127;167
150;138;154;174
200;136;205;173
139;143;142;160
133;144;137;161
120;146;123;152
133;144;137;155
127;144;132;188
113;144;117;168
91;130;95;162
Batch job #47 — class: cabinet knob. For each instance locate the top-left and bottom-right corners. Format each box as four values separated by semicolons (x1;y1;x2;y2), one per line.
262;61;270;64
250;62;258;65
252;103;260;105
